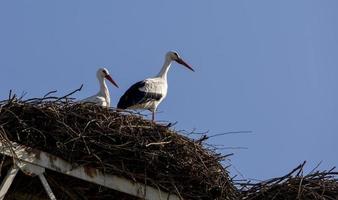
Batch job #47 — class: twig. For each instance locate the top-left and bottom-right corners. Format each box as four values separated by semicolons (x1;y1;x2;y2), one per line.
44;90;58;98
146;141;172;147
56;84;83;101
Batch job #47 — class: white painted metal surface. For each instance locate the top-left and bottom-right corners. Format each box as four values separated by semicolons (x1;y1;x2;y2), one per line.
0;140;180;200
0;166;19;200
15;162;57;200
17;161;45;176
39;174;57;200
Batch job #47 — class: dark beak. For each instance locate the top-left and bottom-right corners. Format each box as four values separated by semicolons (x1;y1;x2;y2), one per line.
175;58;194;72
105;75;119;88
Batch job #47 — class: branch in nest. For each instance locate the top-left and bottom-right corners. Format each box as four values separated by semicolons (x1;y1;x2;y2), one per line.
145;141;172;147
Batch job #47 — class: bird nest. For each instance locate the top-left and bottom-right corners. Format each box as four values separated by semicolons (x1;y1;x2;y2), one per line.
238;162;338;200
0;92;337;200
0;94;237;200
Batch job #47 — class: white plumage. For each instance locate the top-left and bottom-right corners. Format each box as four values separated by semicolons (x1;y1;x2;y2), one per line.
81;68;118;107
128;78;167;110
117;51;194;121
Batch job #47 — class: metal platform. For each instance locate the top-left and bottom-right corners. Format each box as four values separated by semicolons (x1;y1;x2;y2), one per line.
0;140;180;200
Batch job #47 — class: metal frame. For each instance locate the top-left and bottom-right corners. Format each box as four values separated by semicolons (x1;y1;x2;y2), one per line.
0;140;180;200
0;166;19;200
39;174;57;200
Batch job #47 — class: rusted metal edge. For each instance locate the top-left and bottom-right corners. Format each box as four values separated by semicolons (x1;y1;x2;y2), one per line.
0;140;180;200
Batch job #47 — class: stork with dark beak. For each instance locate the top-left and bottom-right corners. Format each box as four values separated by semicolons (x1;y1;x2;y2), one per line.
117;51;194;121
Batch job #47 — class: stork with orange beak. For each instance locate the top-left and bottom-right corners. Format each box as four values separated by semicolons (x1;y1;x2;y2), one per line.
117;51;194;121
81;68;119;107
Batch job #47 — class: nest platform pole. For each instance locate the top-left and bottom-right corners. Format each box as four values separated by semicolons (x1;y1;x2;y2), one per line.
39;174;57;200
0;154;57;200
0;166;19;200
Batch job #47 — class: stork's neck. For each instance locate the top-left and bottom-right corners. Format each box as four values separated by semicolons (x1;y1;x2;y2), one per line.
98;77;110;106
156;58;172;80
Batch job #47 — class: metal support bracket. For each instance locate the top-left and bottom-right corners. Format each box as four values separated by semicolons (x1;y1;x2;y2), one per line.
39;174;57;200
0;166;19;200
0;140;180;200
0;156;57;200
16;162;57;200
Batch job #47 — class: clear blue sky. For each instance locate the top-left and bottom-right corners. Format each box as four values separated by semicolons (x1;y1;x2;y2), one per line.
1;0;337;180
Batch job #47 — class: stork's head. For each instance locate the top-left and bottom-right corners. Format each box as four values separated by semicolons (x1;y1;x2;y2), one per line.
166;51;194;72
97;68;119;88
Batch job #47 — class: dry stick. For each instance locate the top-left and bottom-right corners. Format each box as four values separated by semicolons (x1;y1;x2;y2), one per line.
23;85;83;103
19;91;28;100
0;127;20;166
241;162;338;199
79;119;96;155
8;90;17;104
145;141;172;147
264;161;306;185
309;161;323;175
56;84;83;101
92;153;106;173
8;90;12;100
43;90;58;98
296;161;307;177
208;131;253;138
297;176;305;199
81;136;91;155
24;96;58;103
171;182;184;200
0;154;5;175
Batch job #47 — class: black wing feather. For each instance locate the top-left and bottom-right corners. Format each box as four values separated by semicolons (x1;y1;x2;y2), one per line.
117;81;163;109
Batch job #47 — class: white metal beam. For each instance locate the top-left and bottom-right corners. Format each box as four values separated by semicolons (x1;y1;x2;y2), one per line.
16;161;45;176
0;166;19;200
0;141;180;200
15;162;57;200
39;174;57;200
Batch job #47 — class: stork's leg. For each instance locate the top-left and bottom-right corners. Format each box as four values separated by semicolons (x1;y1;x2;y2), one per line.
152;110;155;122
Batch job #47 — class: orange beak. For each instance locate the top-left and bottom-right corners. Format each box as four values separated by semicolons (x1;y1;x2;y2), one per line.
105;75;119;88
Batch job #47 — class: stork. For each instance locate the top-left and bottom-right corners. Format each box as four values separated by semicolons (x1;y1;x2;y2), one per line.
117;51;194;121
81;68;119;107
